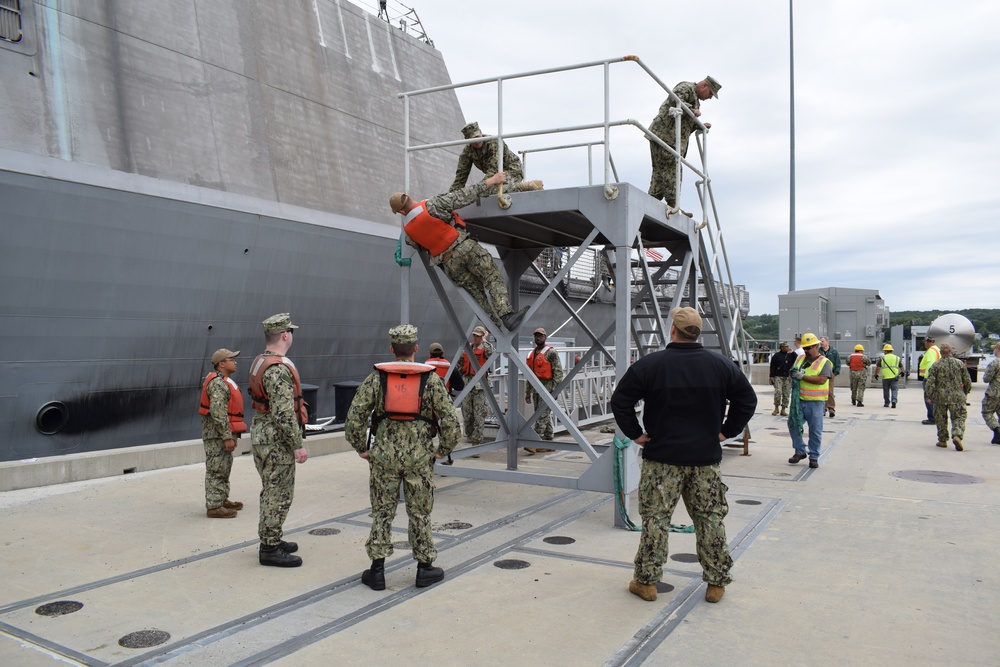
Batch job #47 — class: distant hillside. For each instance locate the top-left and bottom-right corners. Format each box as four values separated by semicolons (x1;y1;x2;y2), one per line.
743;309;1000;350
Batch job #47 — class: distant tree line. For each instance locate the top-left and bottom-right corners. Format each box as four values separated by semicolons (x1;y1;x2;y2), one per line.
743;309;1000;352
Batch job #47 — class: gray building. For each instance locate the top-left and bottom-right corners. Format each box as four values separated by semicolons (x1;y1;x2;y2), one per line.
778;287;889;358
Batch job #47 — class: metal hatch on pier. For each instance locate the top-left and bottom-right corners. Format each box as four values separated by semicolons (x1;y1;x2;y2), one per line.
398;57;750;525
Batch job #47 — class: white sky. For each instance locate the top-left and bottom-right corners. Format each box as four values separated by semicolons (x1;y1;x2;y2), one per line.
369;0;1000;315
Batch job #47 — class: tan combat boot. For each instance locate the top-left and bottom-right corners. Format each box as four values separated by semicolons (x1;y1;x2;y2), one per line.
705;584;726;603
771;407;779;416
953;437;964;451
780;408;788;416
222;499;244;511
628;580;657;601
207;506;237;519
935;441;948;448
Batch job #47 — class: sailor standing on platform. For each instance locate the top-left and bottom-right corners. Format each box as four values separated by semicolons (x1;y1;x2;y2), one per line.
390;173;528;331
199;348;247;518
345;324;460;591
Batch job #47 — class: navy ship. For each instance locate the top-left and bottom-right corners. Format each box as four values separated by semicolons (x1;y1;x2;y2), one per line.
0;0;616;461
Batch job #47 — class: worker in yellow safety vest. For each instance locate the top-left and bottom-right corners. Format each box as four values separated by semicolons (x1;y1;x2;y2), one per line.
787;333;834;469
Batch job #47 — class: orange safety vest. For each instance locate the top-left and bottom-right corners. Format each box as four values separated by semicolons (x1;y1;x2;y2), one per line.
370;362;438;433
402;201;467;257
198;372;248;434
794;355;833;401
848;352;867;371
248;354;309;426
424;357;452;390
461;346;490;377
527;345;555;380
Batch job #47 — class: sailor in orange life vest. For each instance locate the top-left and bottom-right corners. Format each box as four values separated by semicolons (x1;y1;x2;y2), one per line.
345;324;461;591
524;327;564;453
425;341;465;465
248;313;309;568
199;348;247;518
389;171;529;332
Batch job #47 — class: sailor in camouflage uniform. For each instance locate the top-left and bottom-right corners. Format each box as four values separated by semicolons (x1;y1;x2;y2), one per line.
390;174;528;331
249;314;309;567
450;121;541;194
847;345;872;407
611;307;756;604
460;325;494;444
648;77;720;209
982;342;1000;444
524;327;563;451
200;348;246;518
346;324;460;590
925;342;972;451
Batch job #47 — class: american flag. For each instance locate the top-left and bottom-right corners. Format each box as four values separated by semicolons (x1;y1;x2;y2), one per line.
644;248;664;262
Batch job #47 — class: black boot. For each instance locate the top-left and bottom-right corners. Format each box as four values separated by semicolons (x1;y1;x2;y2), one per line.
500;306;529;332
992;427;1000;445
259;544;302;568
415;561;445;588
279;540;298;553
362;558;386;591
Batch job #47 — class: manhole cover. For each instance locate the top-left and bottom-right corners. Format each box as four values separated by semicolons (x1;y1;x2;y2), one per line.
494;559;531;570
308;527;341;536
771;472;793;477
670;553;699;563
543;536;576;545
35;601;83;617
655;582;675;593
440;521;472;530
567;455;585;460
118;630;171;649
890;470;984;485
735;499;762;505
392;541;411;549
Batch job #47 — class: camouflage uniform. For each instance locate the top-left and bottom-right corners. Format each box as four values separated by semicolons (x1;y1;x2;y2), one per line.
648;81;700;206
528;347;564;439
202;375;237;509
981;358;1000;431
925;356;972;443
404;181;513;327
849;354;872;405
450;138;524;194
345;361;460;563
251;356;303;547
773;377;792;410
634;461;733;588
462;339;495;443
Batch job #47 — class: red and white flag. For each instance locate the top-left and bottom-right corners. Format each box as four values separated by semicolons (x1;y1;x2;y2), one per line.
644;248;664;262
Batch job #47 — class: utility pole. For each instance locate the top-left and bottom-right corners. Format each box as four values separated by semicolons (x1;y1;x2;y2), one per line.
788;0;796;292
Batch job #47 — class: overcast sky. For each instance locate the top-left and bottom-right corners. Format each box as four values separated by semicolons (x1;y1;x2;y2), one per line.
369;0;999;315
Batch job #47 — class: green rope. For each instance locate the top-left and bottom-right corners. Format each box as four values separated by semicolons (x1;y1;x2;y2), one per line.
613;434;696;534
394;235;411;267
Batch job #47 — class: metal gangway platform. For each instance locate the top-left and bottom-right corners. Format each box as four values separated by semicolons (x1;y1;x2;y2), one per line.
397;56;750;525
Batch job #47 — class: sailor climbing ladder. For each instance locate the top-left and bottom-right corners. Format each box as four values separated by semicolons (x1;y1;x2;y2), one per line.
397;56;750;526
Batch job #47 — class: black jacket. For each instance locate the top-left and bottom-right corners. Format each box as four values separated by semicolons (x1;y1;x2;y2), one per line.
769;350;794;378
611;342;757;466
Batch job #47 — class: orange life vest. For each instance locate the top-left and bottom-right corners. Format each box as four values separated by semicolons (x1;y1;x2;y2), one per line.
198;372;248;434
424;357;452;390
248;354;309;426
461;346;490;377
369;362;438;433
527;345;555;380
848;353;867;372
402;201;467;257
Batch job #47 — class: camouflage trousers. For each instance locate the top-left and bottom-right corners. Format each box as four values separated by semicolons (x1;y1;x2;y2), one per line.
366;458;437;563
203;438;234;509
462;383;488;443
634;460;733;587
442;238;512;328
648;140;685;206
528;387;555;438
983;394;1000;431
850;370;868;404
772;377;792;409
252;442;296;547
934;401;967;443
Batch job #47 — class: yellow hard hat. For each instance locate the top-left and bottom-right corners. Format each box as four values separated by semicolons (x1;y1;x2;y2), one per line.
883;344;893;351
801;333;820;348
854;344;864;351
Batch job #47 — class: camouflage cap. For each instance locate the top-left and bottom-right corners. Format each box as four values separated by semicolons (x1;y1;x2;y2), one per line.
461;121;482;139
779;341;789;348
211;348;240;365
705;75;721;98
389;323;418;344
471;325;488;337
389;192;409;214
428;342;444;354
670;306;702;336
262;313;298;333
533;327;546;335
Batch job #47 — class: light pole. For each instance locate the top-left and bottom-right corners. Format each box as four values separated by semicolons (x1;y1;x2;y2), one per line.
788;0;796;292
